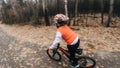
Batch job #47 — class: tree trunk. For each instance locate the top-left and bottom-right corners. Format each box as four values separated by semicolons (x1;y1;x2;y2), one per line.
57;0;60;13
106;0;114;27
42;0;50;26
74;0;78;26
101;0;104;24
45;8;50;26
42;0;45;14
64;0;68;17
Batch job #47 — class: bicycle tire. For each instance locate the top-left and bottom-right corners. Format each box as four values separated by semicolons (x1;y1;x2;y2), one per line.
77;56;96;68
46;49;61;61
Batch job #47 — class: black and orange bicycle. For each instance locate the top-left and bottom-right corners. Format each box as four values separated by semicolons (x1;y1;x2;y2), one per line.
46;43;96;68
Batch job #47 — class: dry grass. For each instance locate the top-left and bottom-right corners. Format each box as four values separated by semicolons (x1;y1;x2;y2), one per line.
0;23;120;55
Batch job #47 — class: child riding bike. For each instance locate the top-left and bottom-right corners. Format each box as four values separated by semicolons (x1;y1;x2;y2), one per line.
49;14;80;68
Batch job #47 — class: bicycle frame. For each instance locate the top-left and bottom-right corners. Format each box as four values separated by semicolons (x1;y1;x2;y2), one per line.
57;43;82;56
57;43;76;60
57;46;70;58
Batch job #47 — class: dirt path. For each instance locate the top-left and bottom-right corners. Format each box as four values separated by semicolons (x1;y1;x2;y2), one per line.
0;23;120;68
0;27;67;68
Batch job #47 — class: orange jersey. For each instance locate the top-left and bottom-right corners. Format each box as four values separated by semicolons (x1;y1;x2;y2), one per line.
57;25;77;45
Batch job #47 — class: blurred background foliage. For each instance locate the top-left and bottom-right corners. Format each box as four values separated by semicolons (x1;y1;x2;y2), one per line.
0;0;119;27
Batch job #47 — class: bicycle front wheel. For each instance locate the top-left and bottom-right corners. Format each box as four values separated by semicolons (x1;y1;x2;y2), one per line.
77;56;96;68
46;49;61;61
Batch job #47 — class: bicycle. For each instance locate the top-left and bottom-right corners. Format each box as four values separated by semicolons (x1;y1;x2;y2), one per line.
46;43;96;68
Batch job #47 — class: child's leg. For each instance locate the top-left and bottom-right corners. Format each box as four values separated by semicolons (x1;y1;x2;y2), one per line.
67;39;80;66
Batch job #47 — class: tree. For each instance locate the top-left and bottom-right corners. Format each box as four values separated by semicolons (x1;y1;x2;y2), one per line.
42;0;50;26
57;0;60;13
106;0;114;27
1;0;14;24
101;0;104;24
74;0;78;26
64;0;68;17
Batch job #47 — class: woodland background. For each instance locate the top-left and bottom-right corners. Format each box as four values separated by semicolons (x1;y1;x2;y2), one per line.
0;0;120;68
0;0;120;27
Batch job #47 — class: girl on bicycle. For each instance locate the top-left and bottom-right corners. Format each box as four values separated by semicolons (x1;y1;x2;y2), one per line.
49;14;80;68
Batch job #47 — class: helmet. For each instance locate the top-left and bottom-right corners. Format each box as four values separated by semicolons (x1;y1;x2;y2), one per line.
53;14;69;24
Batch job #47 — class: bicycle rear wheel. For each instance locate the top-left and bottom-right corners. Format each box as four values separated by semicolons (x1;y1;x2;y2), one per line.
46;49;61;61
77;56;96;68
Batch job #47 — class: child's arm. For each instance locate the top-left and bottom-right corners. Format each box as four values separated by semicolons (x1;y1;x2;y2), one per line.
49;31;62;49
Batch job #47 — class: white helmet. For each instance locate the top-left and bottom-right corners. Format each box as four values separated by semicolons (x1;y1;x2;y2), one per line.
53;14;69;23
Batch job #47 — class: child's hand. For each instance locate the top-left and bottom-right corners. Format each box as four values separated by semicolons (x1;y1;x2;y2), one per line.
48;48;53;51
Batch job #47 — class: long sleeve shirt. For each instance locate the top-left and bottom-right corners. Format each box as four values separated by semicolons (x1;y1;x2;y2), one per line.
50;31;79;49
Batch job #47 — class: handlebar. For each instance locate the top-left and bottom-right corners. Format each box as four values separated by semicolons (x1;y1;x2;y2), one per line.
57;43;60;49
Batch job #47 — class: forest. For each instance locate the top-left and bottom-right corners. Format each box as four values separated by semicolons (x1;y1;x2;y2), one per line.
0;0;120;68
1;0;120;27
